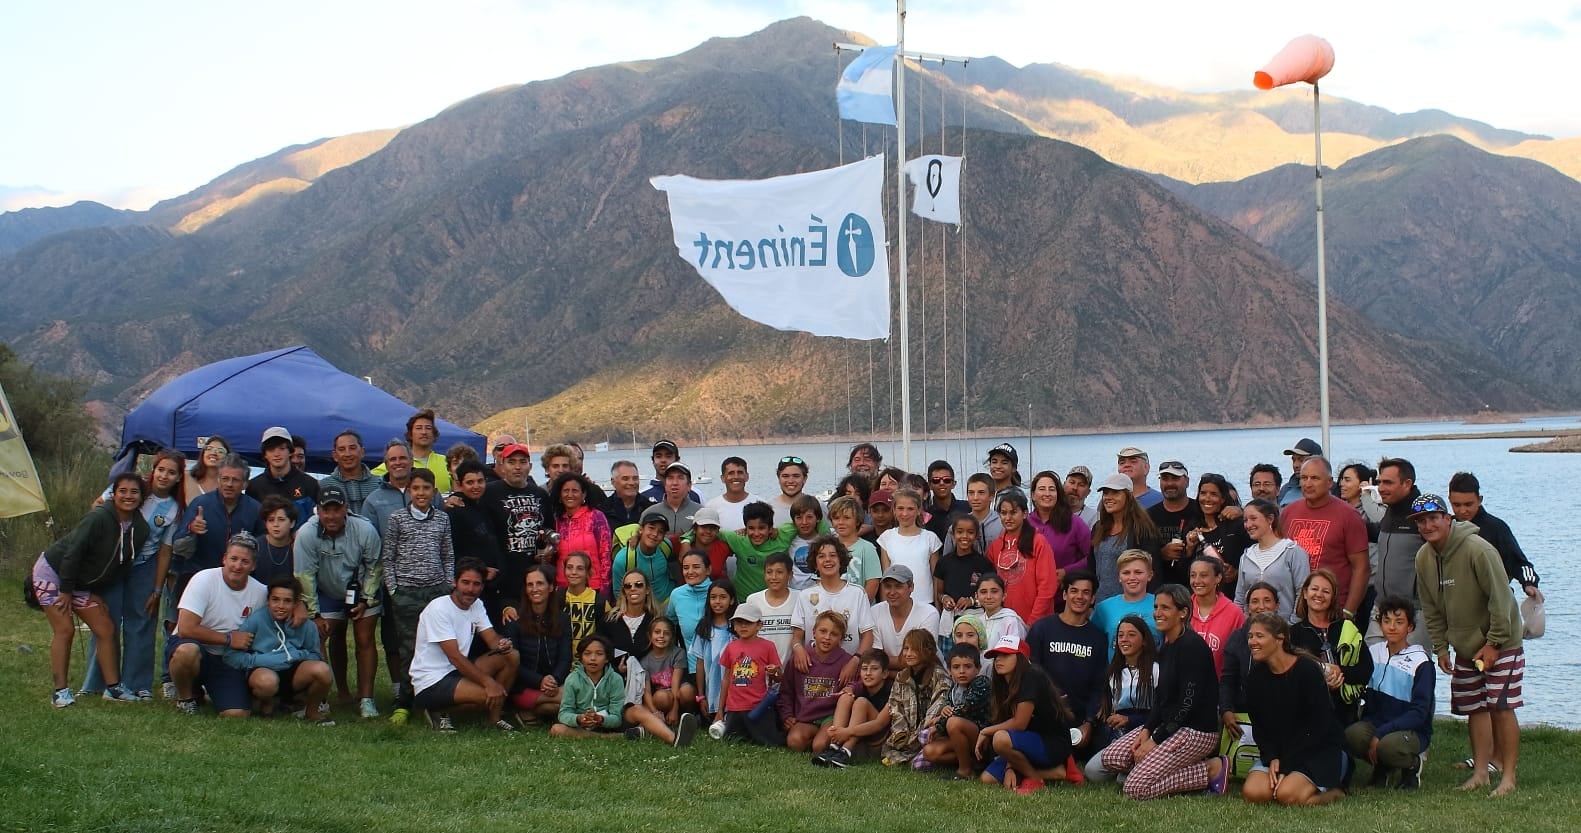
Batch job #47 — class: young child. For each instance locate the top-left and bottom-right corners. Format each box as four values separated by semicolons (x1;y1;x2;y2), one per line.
690;579;738;720
612;512;676;603
223;574;334;724
790;536;875;681
746;552;799;661
666;550;713;642
977;634;1079;794
786;494;825;590
828;496;881;600
952;614;988;654
867;491;896;542
1091;550;1157;647
883;629;949;767
779;610;853;751
877;489;942;606
715;501;792;598
255;495;298;585
640;617;698;729
922;643;994;778
680;509;732;581
716;601;784;746
381;468;454;719
934;514;995;614
976;575;1028;650
555;551;610;646
552;634;698;747
812;649;894;767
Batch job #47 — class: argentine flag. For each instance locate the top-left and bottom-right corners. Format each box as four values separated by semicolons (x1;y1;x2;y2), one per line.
837;46;897;125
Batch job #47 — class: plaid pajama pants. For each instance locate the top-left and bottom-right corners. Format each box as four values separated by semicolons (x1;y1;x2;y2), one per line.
1100;725;1218;799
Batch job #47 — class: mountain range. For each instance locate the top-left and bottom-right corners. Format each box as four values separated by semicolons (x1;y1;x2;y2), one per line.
1;17;1575;443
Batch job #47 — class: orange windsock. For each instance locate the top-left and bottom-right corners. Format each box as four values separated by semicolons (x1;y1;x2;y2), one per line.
1253;35;1334;90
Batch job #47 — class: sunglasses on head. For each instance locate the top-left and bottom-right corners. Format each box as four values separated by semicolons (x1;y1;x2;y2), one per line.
779;456;805;465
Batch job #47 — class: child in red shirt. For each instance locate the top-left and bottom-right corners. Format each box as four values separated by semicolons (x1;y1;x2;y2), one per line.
718;600;784;746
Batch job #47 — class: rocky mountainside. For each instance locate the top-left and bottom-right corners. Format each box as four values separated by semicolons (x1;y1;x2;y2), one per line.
0;18;1562;441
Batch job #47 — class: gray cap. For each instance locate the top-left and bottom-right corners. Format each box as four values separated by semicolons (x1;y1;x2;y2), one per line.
692;507;722;528
880;564;915;585
731;601;763;623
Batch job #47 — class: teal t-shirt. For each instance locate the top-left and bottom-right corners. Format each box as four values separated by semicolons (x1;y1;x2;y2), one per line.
1091;594;1159;647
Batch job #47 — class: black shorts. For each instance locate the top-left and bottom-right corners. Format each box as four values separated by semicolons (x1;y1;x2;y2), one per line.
413;670;464;711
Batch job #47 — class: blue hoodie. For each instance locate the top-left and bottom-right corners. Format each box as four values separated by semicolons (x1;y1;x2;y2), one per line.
1361;641;1434;751
224;607;323;671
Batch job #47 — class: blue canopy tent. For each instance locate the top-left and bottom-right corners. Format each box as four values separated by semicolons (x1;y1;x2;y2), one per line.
116;345;485;471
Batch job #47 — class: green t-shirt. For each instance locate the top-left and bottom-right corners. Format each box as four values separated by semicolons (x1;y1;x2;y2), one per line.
845;538;881;588
718;527;793;597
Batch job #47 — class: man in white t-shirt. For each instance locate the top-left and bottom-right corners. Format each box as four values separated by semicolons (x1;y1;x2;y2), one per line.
168;534;269;717
703;456;762;532
408;558;520;732
869;565;941;662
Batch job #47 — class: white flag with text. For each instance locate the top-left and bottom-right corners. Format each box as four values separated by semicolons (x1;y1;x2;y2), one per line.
651;156;890;340
903;155;962;225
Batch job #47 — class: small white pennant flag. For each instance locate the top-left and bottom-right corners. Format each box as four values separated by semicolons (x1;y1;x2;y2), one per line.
903;155;962;225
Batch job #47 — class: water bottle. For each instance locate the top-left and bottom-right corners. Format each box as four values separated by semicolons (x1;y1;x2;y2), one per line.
708;720;726;739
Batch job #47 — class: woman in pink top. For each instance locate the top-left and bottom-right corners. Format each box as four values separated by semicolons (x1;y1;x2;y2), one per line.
990;493;1058;624
1188;555;1245;676
549;473;613;593
1027;470;1093;581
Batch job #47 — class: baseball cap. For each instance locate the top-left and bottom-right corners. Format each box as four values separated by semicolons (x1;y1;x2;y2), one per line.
731;601;763;623
880;564;915;585
317;485;348;506
652;440;679;455
692;507;722;528
664;461;693;479
983;633;1031;658
638;506;672;529
868;489;894;508
1096;473;1132;492
260;426;292;448
1158;461;1189;477
498;443;530;459
1284;438;1323;457
1117;446;1148;460
1066;465;1093;483
1408;493;1450;519
986;443;1018;466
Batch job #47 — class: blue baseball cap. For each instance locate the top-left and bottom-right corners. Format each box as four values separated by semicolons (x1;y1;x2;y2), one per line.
1408;493;1449;519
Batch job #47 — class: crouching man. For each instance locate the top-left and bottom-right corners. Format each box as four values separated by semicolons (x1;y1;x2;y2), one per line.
408;558;520;732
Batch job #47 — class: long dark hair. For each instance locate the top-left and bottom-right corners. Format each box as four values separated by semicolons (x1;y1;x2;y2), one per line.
695;577;738;643
836;473;872;507
1195;473;1236;521
1092;488;1159;548
189;435;231;481
547;471;599;523
1103;614;1157;714
519;564;563;639
997;491;1037;556
989;656;1074;725
1029;470;1074;533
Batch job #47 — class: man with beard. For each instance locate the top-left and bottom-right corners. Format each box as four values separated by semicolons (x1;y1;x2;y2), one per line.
409;558;520;733
1146;461;1203;587
1366;458;1427;646
294;485;383;717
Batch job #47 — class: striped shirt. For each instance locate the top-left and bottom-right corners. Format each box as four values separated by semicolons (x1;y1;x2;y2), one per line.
381;507;454;592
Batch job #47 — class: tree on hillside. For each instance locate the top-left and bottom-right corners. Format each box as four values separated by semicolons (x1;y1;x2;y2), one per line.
0;343;96;464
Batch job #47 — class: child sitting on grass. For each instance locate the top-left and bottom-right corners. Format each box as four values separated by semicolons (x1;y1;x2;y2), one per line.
716;601;783;746
223;574;334;725
812;650;894;768
551;634;698;747
885;628;950;768
640;617;697;728
921;643;993;778
977;634;1079;795
779;610;853;752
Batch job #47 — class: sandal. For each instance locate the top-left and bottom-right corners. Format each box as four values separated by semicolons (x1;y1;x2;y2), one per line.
1453;758;1500;774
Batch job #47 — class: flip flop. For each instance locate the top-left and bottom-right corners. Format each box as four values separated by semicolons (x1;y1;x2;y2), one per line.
1453;758;1501;774
1205;755;1231;795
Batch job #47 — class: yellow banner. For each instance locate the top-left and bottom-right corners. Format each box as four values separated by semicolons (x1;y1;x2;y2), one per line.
0;382;48;519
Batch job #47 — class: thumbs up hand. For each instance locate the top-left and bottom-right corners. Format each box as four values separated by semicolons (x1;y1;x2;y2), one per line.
190;506;207;535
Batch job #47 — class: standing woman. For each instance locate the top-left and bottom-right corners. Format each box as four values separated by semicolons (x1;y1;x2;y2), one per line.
1235;499;1309;622
32;472;152;706
1099;584;1229;799
84;449;187;699
1090;474;1160;604
989;493;1058;623
506;565;571;724
549;472;612;594
1290;569;1372;727
186;436;230;497
1188;473;1249;593
1242;612;1349;805
1027;470;1092;581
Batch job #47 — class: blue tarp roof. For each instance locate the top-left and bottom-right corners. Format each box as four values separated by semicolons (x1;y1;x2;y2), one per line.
117;345;484;467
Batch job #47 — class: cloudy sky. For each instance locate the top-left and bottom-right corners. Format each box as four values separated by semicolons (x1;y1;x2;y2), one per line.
3;0;1577;210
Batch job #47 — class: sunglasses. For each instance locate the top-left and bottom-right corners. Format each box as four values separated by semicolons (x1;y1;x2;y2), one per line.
623;581;647;590
779;456;805;465
930;477;954;484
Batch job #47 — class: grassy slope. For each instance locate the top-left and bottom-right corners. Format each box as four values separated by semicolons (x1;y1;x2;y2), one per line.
2;581;1578;833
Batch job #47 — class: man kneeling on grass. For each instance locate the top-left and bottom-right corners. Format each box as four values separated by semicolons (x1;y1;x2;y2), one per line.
224;574;335;725
408;558;520;732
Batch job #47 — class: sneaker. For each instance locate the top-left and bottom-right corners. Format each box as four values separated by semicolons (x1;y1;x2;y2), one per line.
827;747;854;769
315;716;337;727
1064;755;1086;786
493;719;518;733
134;690;155;702
161;682;178;700
103;684;139;703
811;745;836;767
513;711;539;729
175;699;199;716
1397;758;1421;791
1205;756;1231;796
673;713;699;748
359;697;379;719
52;688;76;709
389;708;410;726
427;711;456;733
624;726;647;741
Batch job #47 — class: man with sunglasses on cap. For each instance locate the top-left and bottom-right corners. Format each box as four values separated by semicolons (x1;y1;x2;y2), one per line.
1145;461;1203;587
770;456;811;526
1117;447;1163;510
641;440;701;503
1411;493;1524;796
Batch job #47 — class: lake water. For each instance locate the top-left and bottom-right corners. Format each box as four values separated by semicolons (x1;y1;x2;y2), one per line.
579;415;1580;729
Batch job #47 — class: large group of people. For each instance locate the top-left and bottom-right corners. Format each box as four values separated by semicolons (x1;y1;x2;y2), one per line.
30;419;1542;798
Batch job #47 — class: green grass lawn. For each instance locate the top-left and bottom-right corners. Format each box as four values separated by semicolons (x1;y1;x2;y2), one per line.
3;583;1579;833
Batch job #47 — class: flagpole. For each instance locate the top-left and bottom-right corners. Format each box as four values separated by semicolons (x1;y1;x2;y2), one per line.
1313;83;1331;456
894;0;913;470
